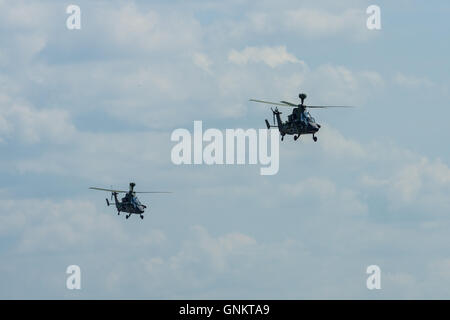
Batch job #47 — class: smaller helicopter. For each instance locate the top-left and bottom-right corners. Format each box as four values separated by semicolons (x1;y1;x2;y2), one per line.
250;93;353;141
89;182;171;220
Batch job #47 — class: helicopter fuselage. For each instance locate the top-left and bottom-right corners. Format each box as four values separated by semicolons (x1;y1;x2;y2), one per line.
270;106;320;141
111;192;146;214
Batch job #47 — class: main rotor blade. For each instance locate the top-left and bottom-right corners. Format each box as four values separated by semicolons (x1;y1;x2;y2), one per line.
249;99;292;107
133;191;172;194
280;101;298;107
89;187;127;193
306;105;355;109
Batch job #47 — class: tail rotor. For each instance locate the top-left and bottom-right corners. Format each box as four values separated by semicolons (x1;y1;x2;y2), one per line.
265;107;282;129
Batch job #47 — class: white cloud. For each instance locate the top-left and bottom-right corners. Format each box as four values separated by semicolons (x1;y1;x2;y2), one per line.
281;177;368;217
388;158;450;208
319;125;366;159
247;12;270;32
170;225;257;273
14;131;170;179
284;8;367;39
104;4;202;53
0;198;166;253
322;64;358;86
359;153;450;213
0;93;75;144
394;73;434;88
192;52;213;74
228;46;305;68
0;1;50;29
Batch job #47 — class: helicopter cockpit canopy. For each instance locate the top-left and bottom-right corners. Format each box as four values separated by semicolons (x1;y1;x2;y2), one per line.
304;111;316;123
133;196;142;206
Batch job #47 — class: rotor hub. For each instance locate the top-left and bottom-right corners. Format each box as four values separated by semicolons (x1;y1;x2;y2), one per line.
299;93;307;106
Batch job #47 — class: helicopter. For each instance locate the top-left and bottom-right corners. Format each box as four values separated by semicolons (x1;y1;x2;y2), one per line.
89;182;171;220
250;93;353;141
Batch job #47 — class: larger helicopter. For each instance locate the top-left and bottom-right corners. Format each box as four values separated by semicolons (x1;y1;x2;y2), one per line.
250;93;353;141
89;182;171;220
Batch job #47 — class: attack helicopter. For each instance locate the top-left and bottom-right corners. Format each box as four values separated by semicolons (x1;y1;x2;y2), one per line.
250;93;353;141
89;182;171;220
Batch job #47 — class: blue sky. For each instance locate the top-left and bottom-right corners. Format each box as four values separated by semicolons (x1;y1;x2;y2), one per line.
1;0;450;299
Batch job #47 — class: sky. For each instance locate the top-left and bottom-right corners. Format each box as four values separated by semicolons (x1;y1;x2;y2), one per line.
0;0;450;299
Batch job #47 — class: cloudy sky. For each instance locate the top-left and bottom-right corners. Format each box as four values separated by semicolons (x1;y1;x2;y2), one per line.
1;0;450;299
